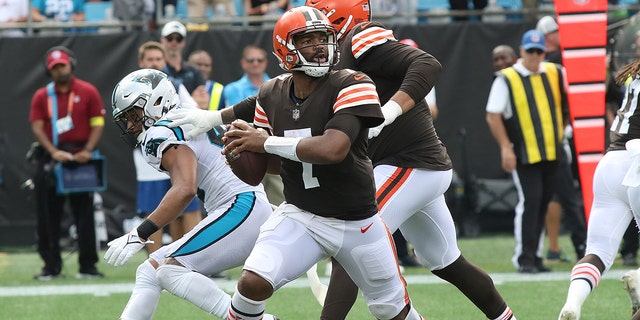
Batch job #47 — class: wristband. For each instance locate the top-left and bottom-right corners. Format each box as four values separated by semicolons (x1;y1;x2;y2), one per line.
263;136;303;162
207;110;223;127
381;100;403;125
136;219;160;240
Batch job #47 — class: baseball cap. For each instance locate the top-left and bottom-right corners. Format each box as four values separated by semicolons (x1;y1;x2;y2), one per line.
46;48;71;70
161;21;187;38
521;30;546;51
536;16;558;35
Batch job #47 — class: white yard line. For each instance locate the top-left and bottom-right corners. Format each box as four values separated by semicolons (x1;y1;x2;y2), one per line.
0;270;629;297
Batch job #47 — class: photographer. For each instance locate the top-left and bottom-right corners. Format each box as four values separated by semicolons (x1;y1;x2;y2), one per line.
29;46;105;280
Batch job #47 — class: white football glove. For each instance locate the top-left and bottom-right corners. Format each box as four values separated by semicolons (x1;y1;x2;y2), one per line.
164;108;223;140
368;100;403;139
104;228;154;267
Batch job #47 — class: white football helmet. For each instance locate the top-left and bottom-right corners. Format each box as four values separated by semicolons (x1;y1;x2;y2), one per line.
111;69;179;146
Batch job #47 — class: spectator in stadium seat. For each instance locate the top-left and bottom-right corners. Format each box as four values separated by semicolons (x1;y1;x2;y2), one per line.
0;0;28;37
188;50;226;111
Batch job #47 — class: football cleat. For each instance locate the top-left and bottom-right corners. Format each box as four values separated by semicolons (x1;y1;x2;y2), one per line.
262;314;279;320
622;270;640;315
558;304;580;320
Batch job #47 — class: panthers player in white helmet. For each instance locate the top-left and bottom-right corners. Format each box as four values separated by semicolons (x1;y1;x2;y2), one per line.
105;69;276;320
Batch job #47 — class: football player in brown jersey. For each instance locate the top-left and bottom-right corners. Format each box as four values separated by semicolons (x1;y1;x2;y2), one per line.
167;6;427;320
166;1;515;319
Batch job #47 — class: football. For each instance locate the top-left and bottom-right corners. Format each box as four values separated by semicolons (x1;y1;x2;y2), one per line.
224;125;268;186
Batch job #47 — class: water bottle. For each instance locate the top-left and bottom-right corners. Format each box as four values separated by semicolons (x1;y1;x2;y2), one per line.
165;4;176;19
482;0;506;23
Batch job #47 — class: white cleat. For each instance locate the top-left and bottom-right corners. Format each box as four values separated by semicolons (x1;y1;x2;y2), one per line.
263;314;279;320
558;305;580;320
622;270;640;315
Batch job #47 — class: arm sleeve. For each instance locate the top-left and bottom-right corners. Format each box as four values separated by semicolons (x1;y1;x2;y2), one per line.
358;41;442;104
233;95;258;123
325;113;363;143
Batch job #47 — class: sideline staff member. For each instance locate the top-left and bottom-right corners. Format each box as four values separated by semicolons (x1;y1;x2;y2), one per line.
29;46;105;280
486;30;569;274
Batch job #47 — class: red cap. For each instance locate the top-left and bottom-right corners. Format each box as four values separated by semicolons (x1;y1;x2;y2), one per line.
399;39;419;48
46;49;71;70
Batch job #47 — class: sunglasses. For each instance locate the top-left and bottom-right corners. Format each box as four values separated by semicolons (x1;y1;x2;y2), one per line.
245;58;266;63
165;35;184;43
526;48;544;55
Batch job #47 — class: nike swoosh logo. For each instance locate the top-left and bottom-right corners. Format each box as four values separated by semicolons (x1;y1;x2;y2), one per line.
123;93;132;98
359;22;372;30
361;222;374;233
354;75;365;81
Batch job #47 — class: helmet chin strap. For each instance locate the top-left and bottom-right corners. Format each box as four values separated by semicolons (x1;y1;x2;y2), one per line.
135;128;146;146
144;116;156;129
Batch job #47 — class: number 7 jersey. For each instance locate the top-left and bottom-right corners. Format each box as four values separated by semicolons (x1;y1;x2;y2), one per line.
250;70;383;220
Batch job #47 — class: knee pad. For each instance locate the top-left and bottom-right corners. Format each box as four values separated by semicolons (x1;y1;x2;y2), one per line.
157;264;231;318
156;264;190;298
136;260;160;288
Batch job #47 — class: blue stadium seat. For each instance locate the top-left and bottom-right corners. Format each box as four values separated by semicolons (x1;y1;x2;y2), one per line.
84;1;113;22
619;0;639;6
235;0;244;16
417;0;450;11
417;0;450;23
290;0;305;7
495;0;522;9
494;0;522;20
176;0;188;18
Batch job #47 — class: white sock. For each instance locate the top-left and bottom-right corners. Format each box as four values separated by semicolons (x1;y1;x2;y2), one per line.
120;260;161;320
228;288;266;320
156;264;231;318
564;263;601;307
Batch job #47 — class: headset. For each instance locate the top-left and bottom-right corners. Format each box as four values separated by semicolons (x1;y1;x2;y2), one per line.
44;46;77;77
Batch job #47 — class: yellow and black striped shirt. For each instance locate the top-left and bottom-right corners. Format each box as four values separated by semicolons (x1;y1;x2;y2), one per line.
499;62;565;165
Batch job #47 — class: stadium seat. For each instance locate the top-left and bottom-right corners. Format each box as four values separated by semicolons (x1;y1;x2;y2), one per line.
619;0;639;7
290;0;305;7
234;0;244;16
84;1;113;22
495;0;522;9
417;0;450;11
495;0;522;20
417;0;450;24
176;0;188;19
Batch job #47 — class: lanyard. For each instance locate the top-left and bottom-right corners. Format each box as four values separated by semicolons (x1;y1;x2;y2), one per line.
46;82;75;147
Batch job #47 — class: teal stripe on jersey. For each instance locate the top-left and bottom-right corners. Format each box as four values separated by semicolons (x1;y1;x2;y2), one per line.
170;192;256;257
155;120;185;141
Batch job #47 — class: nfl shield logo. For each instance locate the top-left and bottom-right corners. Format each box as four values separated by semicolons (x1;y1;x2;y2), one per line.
292;108;300;121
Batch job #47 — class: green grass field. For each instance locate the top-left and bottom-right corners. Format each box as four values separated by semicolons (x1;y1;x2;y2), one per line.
0;233;636;319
